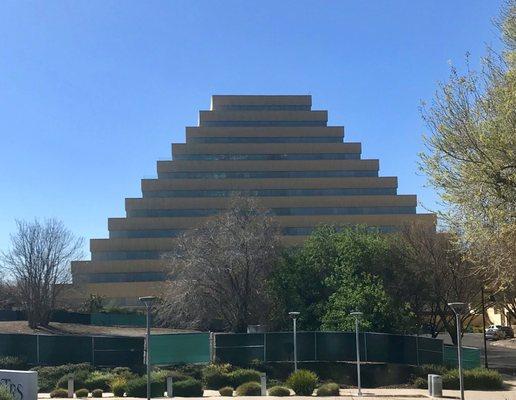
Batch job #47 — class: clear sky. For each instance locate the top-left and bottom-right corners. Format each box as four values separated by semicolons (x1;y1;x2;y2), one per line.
0;0;504;256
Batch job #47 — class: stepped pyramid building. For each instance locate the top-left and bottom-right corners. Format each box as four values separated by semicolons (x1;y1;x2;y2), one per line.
70;95;435;306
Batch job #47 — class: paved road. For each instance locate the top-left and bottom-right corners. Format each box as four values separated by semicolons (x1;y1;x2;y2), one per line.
436;332;516;371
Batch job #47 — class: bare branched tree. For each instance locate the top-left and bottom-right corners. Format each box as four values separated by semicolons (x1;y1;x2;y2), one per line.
1;219;83;328
400;223;483;344
155;197;281;332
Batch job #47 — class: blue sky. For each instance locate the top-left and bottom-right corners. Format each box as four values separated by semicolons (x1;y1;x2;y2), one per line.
0;0;504;256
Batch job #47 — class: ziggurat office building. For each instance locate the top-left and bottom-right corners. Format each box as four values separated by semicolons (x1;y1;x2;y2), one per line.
70;95;435;306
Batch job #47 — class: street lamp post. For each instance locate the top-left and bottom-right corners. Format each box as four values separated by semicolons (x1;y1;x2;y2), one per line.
350;311;363;397
288;312;300;372
448;302;467;400
140;296;157;400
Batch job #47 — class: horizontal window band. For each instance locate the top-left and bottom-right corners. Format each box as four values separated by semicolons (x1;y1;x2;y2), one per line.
75;271;167;283
200;121;327;127
126;206;416;218
110;229;184;238
158;170;378;179
173;153;361;161
189;136;342;143
143;188;397;198
92;225;399;260
216;105;312;111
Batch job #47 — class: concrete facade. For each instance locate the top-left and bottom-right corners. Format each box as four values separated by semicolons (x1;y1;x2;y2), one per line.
70;95;435;306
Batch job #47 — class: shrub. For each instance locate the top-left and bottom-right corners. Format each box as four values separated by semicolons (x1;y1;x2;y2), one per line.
203;364;233;389
0;386;15;400
177;364;204;381
84;372;114;391
49;389;68;399
443;368;503;390
268;386;291;396
219;386;234;396
413;377;427;389
229;369;261;387
125;377;163;398
172;379;204;397
110;378;126;397
316;383;340;396
57;370;91;391
235;382;261;396
0;356;27;371
414;364;449;378
33;363;93;392
91;389;103;398
75;389;89;398
286;370;318;396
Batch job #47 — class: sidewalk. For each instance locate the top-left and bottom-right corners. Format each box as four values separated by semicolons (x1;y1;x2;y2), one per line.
38;385;516;400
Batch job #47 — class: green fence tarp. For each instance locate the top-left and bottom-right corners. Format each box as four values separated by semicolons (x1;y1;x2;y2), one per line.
150;333;210;365
91;313;146;327
0;334;37;364
443;345;481;369
213;331;445;366
93;336;144;367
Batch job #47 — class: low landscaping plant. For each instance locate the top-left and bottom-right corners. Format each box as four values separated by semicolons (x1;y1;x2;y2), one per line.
0;356;27;371
172;379;204;397
110;378;126;397
84;372;114;391
49;389;68;398
125;377;163;398
75;389;89;398
91;389;103;398
33;363;93;392
316;383;340;396
412;377;427;389
57;370;91;391
268;386;291;396
229;369;261;387
203;364;233;389
235;382;261;396
443;368;504;390
218;386;234;396
286;370;318;396
0;385;15;400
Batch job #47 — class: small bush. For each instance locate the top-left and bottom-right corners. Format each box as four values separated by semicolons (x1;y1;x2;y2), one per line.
84;372;114;391
268;386;291;396
57;370;91;391
49;389;68;399
0;386;15;400
229;369;261;387
0;356;27;371
286;370;318;396
443;368;503;390
413;377;427;389
172;379;204;397
125;377;163;398
110;378;126;397
75;389;89;398
203;364;233;389
219;386;234;396
414;364;449;378
235;382;261;396
91;389;103;398
34;363;93;392
316;383;339;396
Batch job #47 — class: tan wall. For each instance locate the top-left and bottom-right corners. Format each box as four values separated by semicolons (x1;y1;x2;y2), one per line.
199;110;327;123
172;142;361;155
141;176;397;191
72;259;167;274
211;95;312;108
157;159;377;173
185;126;344;138
125;194;416;211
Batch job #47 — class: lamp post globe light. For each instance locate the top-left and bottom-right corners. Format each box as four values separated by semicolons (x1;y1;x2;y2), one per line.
288;311;300;371
139;296;157;400
350;311;363;397
448;302;467;400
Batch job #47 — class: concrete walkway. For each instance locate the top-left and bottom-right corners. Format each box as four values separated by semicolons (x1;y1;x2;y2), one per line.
38;384;516;400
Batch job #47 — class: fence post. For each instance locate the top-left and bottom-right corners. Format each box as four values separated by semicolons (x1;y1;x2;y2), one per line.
263;333;266;363
363;333;368;362
416;335;420;366
314;332;317;361
209;332;215;363
92;337;95;367
36;334;40;365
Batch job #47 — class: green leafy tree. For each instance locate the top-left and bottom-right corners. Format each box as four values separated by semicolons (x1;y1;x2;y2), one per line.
420;1;516;287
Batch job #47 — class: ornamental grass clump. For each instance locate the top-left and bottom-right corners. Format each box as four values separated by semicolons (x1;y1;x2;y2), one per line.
91;389;103;398
75;389;89;398
286;370;318;396
218;386;234;396
268;386;291;396
49;389;68;399
110;378;127;397
0;386;15;400
235;382;261;396
316;383;340;396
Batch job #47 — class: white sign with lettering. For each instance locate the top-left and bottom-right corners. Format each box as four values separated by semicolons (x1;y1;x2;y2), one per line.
0;370;38;400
